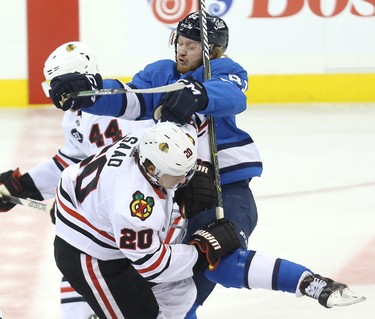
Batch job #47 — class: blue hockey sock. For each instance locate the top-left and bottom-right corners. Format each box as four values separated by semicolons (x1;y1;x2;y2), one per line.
204;248;312;293
204;248;252;288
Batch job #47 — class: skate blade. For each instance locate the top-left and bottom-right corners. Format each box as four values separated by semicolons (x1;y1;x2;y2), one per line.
327;288;366;307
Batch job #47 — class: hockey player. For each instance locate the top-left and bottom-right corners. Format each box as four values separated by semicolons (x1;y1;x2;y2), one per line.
0;42;365;319
0;41;154;319
53;120;365;318
53;121;242;319
0;41;213;318
46;11;366;318
47;12;261;318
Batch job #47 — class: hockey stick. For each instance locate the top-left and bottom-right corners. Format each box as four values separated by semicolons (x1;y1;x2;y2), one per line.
64;82;185;99
2;195;52;213
198;1;224;220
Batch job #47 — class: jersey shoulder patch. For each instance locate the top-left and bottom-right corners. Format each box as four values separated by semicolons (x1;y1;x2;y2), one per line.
129;191;155;221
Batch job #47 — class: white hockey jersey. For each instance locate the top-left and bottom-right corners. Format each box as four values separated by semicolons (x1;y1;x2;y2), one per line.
28;111;154;199
55;125;200;284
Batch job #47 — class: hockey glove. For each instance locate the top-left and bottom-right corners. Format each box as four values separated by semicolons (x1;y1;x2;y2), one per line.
50;200;57;224
49;73;103;111
189;218;241;271
156;77;208;125
175;160;217;219
0;169;23;212
0;169;43;212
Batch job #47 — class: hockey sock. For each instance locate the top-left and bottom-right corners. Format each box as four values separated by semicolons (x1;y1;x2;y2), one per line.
204;248;312;293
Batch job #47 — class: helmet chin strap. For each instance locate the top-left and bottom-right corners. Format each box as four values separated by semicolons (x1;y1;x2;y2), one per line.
138;161;161;187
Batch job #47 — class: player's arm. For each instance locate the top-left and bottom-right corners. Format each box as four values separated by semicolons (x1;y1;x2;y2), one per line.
174;160;217;219
48;60;177;119
200;58;249;117
119;217;240;284
172;115;216;219
154;62;248;125
0;147;83;212
0;168;43;212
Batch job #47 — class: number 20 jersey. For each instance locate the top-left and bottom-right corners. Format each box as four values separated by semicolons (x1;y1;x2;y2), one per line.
55;126;199;284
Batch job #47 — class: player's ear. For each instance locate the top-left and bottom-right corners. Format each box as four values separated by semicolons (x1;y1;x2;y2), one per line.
147;164;156;176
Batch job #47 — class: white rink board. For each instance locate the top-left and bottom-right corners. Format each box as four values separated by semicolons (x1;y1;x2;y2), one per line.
2;0;375;79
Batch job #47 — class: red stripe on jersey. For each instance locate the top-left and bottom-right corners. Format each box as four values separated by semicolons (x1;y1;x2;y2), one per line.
60;286;75;293
164;215;182;244
57;193;115;242
198;119;208;133
85;255;118;319
152;184;165;199
54;154;70;168
138;244;168;274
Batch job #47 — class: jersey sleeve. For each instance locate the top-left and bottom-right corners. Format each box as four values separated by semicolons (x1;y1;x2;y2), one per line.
78;79;126;117
193;58;248;117
110;185;199;284
118;221;198;284
27;149;81;200
83;60;179;120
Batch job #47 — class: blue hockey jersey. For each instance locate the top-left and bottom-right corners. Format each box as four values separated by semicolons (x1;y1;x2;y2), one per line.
84;58;263;185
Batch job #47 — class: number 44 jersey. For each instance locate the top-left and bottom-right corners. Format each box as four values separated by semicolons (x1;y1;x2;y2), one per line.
27;110;154;200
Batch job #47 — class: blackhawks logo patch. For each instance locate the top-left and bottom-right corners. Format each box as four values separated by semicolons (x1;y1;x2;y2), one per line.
130;191;154;221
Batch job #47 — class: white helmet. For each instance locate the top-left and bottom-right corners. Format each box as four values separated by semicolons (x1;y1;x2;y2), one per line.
41;41;99;96
139;122;197;186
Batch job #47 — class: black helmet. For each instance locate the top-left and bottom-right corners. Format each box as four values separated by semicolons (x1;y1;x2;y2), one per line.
176;11;229;53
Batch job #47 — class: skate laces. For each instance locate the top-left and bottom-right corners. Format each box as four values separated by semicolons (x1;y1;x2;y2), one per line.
305;277;327;299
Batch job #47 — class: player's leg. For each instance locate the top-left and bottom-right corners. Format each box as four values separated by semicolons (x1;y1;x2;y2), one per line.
205;249;362;308
60;276;98;319
205;249;309;291
152;278;197;318
183;180;257;319
54;236;161;319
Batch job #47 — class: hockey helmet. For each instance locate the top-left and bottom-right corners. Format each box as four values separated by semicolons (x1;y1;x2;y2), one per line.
42;41;99;96
139;122;197;187
173;11;229;53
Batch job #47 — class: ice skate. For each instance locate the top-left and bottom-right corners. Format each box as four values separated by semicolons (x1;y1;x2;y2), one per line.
299;274;366;308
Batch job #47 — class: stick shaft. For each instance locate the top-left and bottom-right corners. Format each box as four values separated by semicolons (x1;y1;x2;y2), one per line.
198;1;224;219
4;195;52;213
64;82;185;99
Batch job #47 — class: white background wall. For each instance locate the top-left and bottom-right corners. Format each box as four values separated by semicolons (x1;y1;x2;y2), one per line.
2;0;375;79
0;0;27;78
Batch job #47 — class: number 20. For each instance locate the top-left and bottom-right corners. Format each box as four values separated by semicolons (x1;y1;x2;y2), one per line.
120;228;153;250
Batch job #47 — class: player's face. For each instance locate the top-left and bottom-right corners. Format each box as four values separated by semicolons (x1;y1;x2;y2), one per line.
158;174;186;189
176;36;203;74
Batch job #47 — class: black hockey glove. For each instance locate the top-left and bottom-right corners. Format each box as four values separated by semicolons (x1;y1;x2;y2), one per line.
49;200;57;224
189;218;241;271
174;160;217;219
156;77;208;125
0;169;43;212
49;73;103;111
0;169;23;212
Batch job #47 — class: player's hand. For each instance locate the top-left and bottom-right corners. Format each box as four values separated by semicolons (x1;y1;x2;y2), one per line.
49;73;103;111
0;168;23;212
189;218;241;271
155;77;208;125
175;160;217;219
